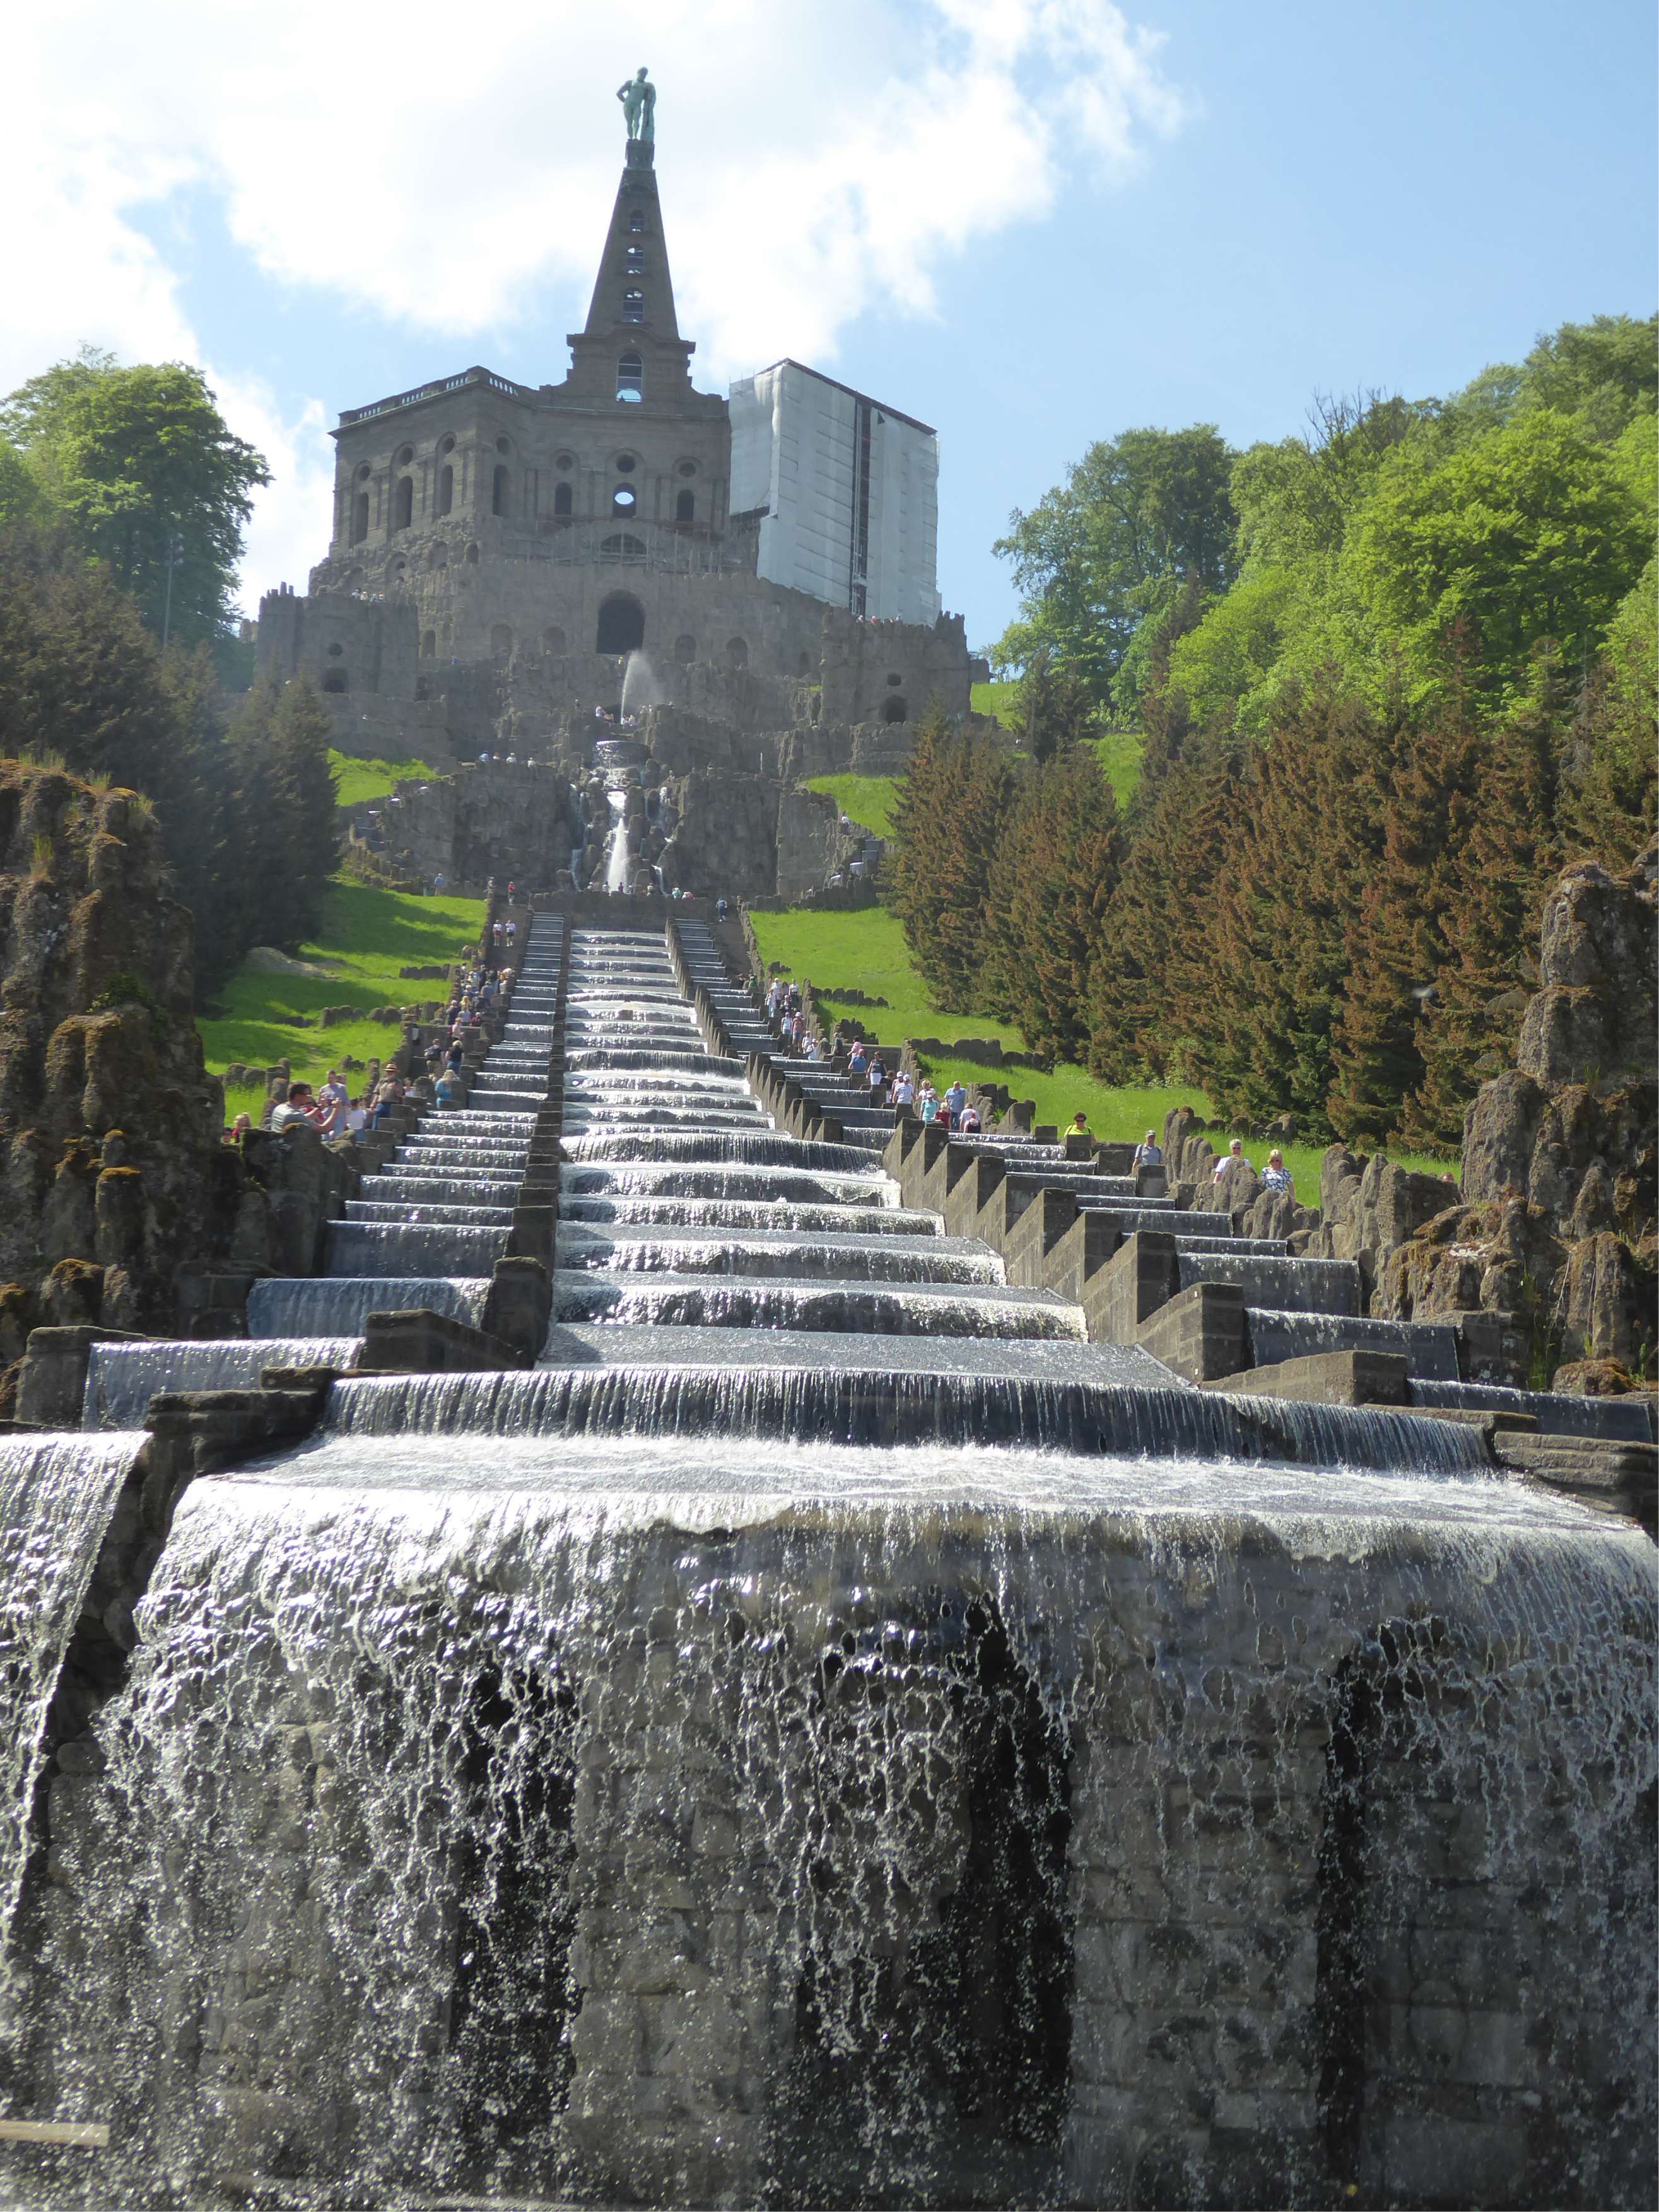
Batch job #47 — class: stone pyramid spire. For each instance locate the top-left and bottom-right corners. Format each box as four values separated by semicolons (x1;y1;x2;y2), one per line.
566;136;695;401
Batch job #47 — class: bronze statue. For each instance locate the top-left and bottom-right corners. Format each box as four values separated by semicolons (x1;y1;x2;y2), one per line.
618;67;655;146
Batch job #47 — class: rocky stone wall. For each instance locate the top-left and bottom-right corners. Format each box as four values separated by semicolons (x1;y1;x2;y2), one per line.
0;766;233;1357
1377;841;1657;1388
0;765;365;1387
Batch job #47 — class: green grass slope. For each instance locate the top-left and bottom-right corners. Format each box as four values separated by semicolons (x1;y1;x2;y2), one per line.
750;901;1454;1205
801;774;903;840
329;751;441;808
199;875;484;1122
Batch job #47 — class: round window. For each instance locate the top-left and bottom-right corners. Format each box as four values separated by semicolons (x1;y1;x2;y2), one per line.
440;434;455;455
355;463;370;481
397;445;414;465
677;460;697;478
614;454;636;473
554;452;575;471
496;436;511;455
326;642;344;658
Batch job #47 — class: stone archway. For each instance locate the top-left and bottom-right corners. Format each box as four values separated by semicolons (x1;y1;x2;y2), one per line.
597;594;645;655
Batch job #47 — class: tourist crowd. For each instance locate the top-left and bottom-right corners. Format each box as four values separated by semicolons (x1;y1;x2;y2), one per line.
228;952;515;1147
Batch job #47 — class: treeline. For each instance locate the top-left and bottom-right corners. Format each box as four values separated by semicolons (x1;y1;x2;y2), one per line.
899;313;1655;1150
0;522;337;993
1;347;269;674
0;348;336;995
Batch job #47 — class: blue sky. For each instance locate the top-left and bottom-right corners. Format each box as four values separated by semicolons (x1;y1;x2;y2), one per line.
9;0;1653;647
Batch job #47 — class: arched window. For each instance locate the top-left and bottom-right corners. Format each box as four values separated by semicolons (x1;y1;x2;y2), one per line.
388;558;407;590
725;636;748;669
437;464;454;516
544;624;567;655
393;476;413;531
882;694;908;723
628;209;645;232
553;481;573;517
675;489;695;524
612;484;636;517
623;289;645;324
673;633;696;664
798;650;812;676
616;354;643;404
490;623;513;661
321;668;348;694
414;676;430;701
420;629;435;659
428;542;448;570
492;465;510;517
596;594;645;653
351;491;369;544
599;534;647;565
625;246;645;273
465;543;479;565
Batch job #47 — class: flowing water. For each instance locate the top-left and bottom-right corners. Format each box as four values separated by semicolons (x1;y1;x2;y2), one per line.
0;920;1651;2210
0;1436;148;1971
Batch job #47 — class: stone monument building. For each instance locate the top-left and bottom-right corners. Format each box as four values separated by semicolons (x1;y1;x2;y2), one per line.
257;93;989;898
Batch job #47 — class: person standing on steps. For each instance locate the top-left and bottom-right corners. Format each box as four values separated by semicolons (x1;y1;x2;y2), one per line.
1134;1128;1163;1171
317;1068;349;1139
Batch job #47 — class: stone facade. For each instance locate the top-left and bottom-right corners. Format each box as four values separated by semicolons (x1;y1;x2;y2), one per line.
259;136;989;899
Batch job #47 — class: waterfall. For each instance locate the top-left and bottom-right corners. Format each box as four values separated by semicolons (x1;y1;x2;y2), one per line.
83;1338;363;1430
247;1276;493;1337
0;1433;147;1953
17;1453;1653;2205
2;916;1653;2209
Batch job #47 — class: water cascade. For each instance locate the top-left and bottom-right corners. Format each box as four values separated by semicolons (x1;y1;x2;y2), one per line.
0;918;1650;2211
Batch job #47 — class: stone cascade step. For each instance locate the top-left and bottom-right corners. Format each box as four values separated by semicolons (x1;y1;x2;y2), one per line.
548;925;1082;1346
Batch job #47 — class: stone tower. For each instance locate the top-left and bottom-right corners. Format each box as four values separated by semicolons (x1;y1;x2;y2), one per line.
255;93;990;894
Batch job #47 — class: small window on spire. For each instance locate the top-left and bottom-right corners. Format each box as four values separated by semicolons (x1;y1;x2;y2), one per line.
625;247;645;273
623;288;645;323
616;354;643;404
628;209;645;232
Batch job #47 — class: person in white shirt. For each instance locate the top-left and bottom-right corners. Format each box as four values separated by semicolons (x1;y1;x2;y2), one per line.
1214;1137;1254;1178
317;1070;349;1139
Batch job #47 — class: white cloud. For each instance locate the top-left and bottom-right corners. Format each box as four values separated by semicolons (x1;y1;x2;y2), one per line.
4;0;1187;601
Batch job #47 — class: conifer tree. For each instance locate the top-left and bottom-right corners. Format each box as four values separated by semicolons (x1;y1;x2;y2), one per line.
1087;739;1240;1079
226;676;339;955
1402;667;1568;1145
1014;646;1099;764
890;698;1017;1010
1325;701;1489;1146
987;745;1123;1060
1178;688;1378;1130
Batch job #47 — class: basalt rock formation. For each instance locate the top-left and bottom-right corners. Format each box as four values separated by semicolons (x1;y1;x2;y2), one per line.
1376;841;1657;1385
0;764;232;1359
